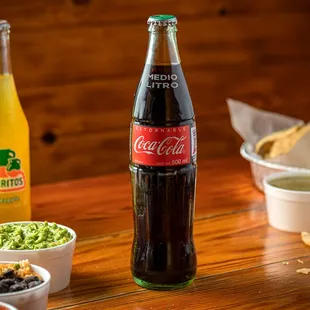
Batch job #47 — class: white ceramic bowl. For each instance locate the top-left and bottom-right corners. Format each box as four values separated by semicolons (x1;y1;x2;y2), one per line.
264;172;310;232
0;222;77;294
0;301;18;310
0;262;50;310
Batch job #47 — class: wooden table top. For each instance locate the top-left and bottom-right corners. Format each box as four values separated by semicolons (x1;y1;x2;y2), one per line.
32;157;310;309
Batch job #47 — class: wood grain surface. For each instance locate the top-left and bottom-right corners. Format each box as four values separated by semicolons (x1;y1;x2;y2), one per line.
47;210;309;309
31;157;262;237
64;257;310;310
27;157;310;309
2;0;310;183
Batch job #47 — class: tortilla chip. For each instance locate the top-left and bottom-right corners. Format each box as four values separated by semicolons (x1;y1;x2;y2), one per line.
297;268;310;275
301;232;310;246
255;124;310;159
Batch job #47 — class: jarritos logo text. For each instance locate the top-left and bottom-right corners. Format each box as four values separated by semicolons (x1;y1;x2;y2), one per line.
0;149;25;192
131;125;191;166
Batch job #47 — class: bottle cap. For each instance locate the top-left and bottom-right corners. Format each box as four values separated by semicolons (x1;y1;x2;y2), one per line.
147;15;177;26
0;20;10;32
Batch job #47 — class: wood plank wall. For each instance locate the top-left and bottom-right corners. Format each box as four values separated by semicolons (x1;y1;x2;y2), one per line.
2;0;310;184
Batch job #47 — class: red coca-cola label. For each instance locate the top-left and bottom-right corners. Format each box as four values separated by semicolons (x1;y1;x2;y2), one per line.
131;124;192;166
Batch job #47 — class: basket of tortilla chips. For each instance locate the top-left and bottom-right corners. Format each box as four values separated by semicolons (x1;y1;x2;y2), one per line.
228;99;310;191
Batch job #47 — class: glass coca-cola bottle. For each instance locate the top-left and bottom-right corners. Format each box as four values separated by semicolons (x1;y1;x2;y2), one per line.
129;14;197;290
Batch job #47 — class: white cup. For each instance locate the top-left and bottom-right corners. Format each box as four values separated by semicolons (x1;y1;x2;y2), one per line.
0;262;50;310
264;172;310;232
0;222;76;293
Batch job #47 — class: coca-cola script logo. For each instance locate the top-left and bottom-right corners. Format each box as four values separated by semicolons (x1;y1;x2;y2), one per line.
131;125;191;167
134;136;186;156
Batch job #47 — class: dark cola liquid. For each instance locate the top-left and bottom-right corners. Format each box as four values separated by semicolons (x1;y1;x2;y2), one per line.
130;64;197;288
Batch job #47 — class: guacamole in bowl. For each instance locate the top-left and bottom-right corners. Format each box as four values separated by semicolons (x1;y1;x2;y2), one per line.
0;221;76;294
0;222;73;250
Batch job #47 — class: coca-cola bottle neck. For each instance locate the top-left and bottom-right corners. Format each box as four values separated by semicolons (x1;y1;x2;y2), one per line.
146;24;180;66
0;21;12;75
133;15;194;125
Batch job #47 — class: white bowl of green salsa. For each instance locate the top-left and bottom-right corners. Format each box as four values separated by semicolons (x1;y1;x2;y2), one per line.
0;222;76;294
264;172;310;232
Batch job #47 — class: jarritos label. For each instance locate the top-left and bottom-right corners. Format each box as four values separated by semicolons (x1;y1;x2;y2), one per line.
0;149;26;192
131;124;192;166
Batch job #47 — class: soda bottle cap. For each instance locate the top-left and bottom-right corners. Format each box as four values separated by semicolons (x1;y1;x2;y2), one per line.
147;15;177;26
0;21;10;31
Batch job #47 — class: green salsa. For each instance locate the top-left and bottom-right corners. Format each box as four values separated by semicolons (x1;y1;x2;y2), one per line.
269;176;310;191
0;222;73;250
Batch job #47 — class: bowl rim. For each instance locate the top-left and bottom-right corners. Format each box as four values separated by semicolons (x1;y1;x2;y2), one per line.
0;261;51;297
0;221;77;253
0;301;18;310
240;142;310;172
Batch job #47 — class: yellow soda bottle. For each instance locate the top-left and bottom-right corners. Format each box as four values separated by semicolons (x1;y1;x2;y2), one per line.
0;20;31;223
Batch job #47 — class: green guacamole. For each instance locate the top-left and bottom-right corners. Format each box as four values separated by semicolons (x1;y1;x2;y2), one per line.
0;222;73;250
